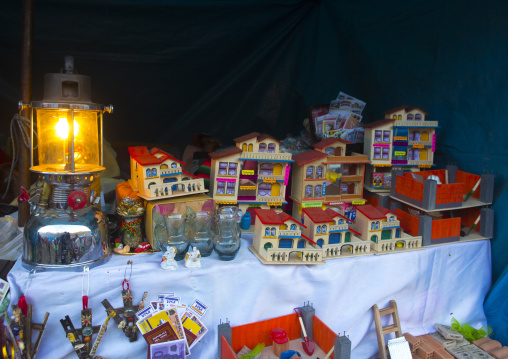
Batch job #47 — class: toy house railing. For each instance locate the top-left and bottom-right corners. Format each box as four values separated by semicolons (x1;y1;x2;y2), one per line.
329;223;349;232
373;236;422;253
159;167;182;176
322;241;370;258
394;120;439;127
381;220;400;229
256;196;285;204
407;160;433;166
326;153;370;163
279;230;301;237
149;178;205;198
239;152;292;161
264;247;322;262
257;174;285;182
408;140;433;147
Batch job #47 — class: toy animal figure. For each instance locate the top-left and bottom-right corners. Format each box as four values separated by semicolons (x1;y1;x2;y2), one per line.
184;246;201;268
161;246;178;270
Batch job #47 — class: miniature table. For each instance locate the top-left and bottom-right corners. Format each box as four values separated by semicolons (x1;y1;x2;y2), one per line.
7;235;491;359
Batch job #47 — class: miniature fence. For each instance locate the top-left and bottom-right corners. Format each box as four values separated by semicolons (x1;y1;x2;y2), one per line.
279;230;301;237
265;248;322;263
313;316;339;358
395;120;439;127
456;171;481;198
395;209;419;237
322;242;370;258
435;183;464;205
374;237;422;253
431;218;461;240
381;220;400;229
240;152;293;161
149;178;204;198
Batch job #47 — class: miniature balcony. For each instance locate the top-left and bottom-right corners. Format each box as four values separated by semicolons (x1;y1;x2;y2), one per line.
148;178;206;199
394;120;439;128
278;230;301;237
381;220;400;229
372;236;422;253
322;241;370;258
257;174;285;182
329;224;349;232
239;152;292;161
255;196;286;204
326;153;369;163
408;140;433;147
407;160;433;166
159;167;182;176
264;247;322;262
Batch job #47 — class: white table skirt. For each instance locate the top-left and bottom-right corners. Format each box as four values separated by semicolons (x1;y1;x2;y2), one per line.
7;235;491;359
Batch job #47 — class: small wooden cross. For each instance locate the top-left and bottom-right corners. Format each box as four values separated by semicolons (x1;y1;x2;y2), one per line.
60;308;100;359
10;304;49;359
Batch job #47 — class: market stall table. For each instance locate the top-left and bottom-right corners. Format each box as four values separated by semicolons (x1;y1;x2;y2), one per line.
7;234;491;359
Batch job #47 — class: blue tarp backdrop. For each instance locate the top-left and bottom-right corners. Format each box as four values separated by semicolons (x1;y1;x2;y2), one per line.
1;0;507;345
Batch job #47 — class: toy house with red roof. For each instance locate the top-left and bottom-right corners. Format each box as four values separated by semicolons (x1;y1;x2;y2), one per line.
209;132;293;217
290;137;370;221
249;208;324;264
128;146;207;200
301;207;370;258
354;204;422;253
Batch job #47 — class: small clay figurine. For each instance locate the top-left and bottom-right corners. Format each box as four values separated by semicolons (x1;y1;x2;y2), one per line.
184;246;201;268
113;243;130;254
161;246;178;270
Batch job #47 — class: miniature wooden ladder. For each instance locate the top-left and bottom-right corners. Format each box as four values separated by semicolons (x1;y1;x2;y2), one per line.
372;300;403;359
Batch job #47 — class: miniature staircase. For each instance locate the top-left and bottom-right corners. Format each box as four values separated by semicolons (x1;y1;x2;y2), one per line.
372;300;403;359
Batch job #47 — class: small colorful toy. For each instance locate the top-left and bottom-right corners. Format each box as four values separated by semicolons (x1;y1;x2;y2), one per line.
184;246;202;268
271;328;289;356
160;246;178;270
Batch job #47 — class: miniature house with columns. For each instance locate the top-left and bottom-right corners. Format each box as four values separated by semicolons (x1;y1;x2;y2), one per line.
209;132;293;219
354;204;422;254
291;137;370;221
128;146;207;200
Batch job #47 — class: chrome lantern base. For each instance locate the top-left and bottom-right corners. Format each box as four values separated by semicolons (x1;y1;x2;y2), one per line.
22;171;112;271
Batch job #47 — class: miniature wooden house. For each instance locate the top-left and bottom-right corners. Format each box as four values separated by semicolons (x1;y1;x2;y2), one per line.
354;204;422;253
249;208;324;264
291;137;370;221
209;132;293;219
128;146;207;201
301;207;370;258
362;119;395;191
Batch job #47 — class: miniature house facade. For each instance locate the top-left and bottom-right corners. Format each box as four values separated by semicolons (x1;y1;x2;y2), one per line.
209;132;293;217
128;146;207;200
250;208;323;264
291;137;370;221
354;204;422;253
301;207;369;258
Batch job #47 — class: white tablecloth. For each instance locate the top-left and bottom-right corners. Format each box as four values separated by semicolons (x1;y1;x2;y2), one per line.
7;235;492;359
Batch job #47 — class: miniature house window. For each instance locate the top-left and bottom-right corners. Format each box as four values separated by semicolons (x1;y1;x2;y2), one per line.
375;130;382;142
398;115;402;121
375;221;380;229
371;235;378;243
395;228;400;238
248;144;253;152
325;147;335;156
242;143;247;152
260;163;273;175
216;181;226;194
374;147;381;159
408;149;420;161
171;162;177;168
415;114;422;121
306;166;314;179
317;239;324;248
389;216;395;222
345;232;351;242
314;185;322;198
268;143;276;153
316;166;323;178
148;182;156;188
146;169;151;177
265;228;270;237
347;183;355;194
218;162;228;175
371;222;375;230
228;163;237;175
304;185;313;198
383;131;390;142
151;168;157;177
407;114;414;121
259;143;266;152
264;242;272;250
317;226;321;234
338;219;344;224
271;227;276;236
290;224;297;230
297;239;305;248
392;114;397;119
258;183;271;196
321;225;327;233
226;182;235;195
382;148;389;159
161;164;168;170
279;239;293;248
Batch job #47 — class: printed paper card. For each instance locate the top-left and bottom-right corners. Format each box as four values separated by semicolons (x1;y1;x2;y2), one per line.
181;311;208;349
158;293;174;302
189;299;208;318
164;296;180;308
149;338;186;359
136;304;155;321
0;279;9;306
142;321;179;344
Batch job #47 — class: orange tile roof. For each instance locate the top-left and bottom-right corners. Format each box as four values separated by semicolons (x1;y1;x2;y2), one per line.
355;204;387;220
209;146;242;160
302;207;334;224
233;132;261;143
292;150;327;165
128;146;184;166
313;137;351;149
254;209;284;225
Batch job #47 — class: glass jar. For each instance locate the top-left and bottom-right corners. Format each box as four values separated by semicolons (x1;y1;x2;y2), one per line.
188;212;214;257
119;214;143;249
161;214;189;261
217;206;242;238
213;213;241;261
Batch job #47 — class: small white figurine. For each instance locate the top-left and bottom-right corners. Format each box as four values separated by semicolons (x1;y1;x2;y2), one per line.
185;246;201;268
427;174;442;184
161;246;178;270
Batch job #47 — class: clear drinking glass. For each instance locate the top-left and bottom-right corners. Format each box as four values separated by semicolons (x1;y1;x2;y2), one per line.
217;206;242;238
213;213;241;261
162;213;189;261
188;211;214;257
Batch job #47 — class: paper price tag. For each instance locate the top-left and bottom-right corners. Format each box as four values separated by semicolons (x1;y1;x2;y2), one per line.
190;299;208;318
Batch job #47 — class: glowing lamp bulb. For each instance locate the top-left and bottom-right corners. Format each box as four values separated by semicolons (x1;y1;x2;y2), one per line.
55;118;79;139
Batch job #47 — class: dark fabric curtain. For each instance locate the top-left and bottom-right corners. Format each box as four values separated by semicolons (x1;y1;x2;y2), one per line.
1;0;507;345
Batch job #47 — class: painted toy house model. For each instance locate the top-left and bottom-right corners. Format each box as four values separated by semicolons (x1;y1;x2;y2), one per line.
128;146;207;200
362;106;439;191
291;137;370;221
209;132;293;218
354;204;423;253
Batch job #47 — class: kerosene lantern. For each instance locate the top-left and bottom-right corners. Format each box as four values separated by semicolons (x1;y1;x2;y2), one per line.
19;56;113;271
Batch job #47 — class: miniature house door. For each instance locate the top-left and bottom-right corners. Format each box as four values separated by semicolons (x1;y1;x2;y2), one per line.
273;164;282;176
420;131;429;141
419;149;428;161
271;183;280;197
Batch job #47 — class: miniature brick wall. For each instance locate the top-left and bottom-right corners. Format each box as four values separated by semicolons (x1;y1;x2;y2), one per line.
395;209;420;236
458;208;482;231
456;171;481;198
395;175;424;202
230;313;301;353
221;335;238;359
403;169;447;183
435;183;464;204
364;193;379;207
313;315;339;359
431;217;461;240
